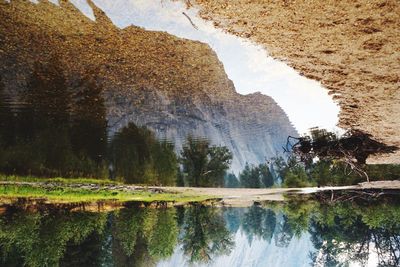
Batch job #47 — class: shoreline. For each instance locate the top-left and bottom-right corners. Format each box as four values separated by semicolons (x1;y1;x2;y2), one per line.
1;180;399;210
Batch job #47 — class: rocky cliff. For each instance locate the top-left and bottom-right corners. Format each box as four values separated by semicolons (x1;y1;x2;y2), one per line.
186;0;400;163
0;0;297;172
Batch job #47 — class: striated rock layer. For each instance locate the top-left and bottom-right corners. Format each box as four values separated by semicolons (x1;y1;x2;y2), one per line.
0;0;297;173
185;0;400;163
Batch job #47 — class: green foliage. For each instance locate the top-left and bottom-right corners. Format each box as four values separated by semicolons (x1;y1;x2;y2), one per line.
242;206;276;243
312;202;400;266
0;175;120;185
259;163;274;187
272;156;300;184
1;200;399;266
280;199;400;266
0;210;107;267
310;161;400;186
112;206;178;265
147;209;178;259
180;136;232;187
113;208;143;256
240;163;275;188
180;205;234;263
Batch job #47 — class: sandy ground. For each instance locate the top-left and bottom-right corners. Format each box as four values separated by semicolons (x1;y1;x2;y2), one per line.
2;181;398;207
168;181;400;206
184;0;400;164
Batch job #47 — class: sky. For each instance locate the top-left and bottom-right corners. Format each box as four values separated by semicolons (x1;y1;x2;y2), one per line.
27;0;342;135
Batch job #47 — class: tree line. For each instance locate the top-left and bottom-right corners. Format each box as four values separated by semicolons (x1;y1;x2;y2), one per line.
3;199;398;266
0;204;234;266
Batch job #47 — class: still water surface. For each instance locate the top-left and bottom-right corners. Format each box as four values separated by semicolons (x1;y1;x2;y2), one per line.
1;200;399;267
39;0;341;134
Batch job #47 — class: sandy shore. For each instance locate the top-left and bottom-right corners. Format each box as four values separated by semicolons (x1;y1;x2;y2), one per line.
0;181;400;207
168;181;400;206
2;180;398;207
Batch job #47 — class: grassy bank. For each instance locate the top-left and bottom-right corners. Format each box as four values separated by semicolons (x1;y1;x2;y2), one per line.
0;175;213;204
0;185;212;203
0;174;120;185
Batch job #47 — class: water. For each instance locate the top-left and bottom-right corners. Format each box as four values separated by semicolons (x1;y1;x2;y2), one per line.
1;200;399;267
95;0;342;135
30;0;341;135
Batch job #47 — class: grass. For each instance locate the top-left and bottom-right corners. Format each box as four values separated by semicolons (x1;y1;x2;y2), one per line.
0;174;120;185
0;175;215;204
0;184;213;203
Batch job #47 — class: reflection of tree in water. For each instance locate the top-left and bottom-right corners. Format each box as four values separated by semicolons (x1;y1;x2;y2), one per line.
0;76;15;148
70;74;108;167
0;59;108;178
180;136;232;187
109;123;178;185
181;205;234;263
0;60;179;184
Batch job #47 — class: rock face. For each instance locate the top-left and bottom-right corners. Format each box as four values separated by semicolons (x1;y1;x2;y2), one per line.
0;0;297;173
186;0;400;163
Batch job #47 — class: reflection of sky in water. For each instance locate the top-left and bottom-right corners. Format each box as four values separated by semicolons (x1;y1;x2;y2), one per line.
29;0;341;135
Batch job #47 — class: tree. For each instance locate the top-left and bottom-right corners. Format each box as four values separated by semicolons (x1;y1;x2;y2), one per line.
180;136;232;187
181;205;234;263
147;209;178;260
112;206;178;265
308;201;400;267
242;206;276;243
15;59;75;176
0;209;107;267
206;146;233;187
